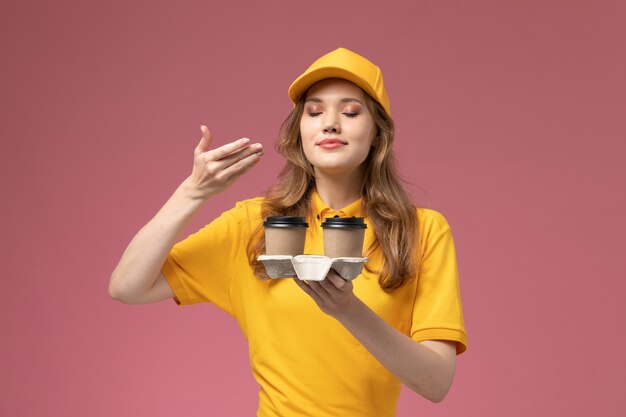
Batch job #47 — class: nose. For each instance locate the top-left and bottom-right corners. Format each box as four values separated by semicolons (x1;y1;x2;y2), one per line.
323;112;341;134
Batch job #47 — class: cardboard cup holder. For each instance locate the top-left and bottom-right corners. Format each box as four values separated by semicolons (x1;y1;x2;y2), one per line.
257;255;297;278
258;255;367;281
291;255;332;281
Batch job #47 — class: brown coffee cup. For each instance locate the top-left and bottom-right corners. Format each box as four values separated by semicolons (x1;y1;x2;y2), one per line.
321;216;367;258
263;216;308;256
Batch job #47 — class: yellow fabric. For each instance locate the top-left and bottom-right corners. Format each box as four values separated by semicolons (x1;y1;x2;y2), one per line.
288;47;391;115
162;192;467;417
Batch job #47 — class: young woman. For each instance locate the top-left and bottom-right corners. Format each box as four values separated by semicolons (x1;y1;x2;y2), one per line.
109;47;467;417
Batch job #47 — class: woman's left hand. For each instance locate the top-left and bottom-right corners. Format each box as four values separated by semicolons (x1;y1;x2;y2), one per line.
293;269;355;317
295;268;457;403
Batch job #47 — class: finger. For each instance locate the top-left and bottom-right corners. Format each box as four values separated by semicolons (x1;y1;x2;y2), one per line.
212;143;263;171
307;280;331;298
293;278;323;304
208;137;253;161
325;270;351;291
223;140;262;158
194;126;213;157
217;148;263;183
318;276;341;295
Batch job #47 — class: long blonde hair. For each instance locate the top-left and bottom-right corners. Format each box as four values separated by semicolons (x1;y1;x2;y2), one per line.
247;89;418;291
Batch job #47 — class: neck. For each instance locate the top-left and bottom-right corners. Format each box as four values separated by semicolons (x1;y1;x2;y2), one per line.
313;168;364;210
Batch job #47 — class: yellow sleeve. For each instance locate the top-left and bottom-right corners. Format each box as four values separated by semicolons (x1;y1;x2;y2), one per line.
410;209;468;354
161;203;251;315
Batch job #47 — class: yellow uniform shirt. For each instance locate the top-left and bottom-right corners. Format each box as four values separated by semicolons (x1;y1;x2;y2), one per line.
162;191;467;417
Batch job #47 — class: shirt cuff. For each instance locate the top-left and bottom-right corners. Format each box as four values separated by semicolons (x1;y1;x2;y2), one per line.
411;328;468;355
161;256;193;305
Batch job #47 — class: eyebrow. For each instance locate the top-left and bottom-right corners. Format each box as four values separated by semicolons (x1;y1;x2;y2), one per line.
305;97;365;105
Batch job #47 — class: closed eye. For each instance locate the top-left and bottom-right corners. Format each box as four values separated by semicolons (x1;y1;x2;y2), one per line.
343;113;358;118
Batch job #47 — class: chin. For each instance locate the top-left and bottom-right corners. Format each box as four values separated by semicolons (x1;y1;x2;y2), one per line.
308;154;368;177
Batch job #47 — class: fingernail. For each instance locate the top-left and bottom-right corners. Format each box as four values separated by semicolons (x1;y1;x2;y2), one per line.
242;138;250;144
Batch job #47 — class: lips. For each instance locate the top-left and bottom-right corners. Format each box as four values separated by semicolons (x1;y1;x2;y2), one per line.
317;138;347;149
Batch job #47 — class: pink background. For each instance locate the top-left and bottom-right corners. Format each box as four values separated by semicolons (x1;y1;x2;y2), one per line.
2;0;625;416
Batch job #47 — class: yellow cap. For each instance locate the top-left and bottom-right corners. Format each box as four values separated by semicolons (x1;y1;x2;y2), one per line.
288;47;391;115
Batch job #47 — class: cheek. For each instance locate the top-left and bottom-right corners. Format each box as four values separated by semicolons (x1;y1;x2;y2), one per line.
299;119;309;139
353;117;377;145
299;120;317;145
298;123;313;159
358;126;377;148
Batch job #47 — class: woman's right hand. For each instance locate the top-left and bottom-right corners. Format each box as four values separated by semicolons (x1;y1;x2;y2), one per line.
185;125;264;200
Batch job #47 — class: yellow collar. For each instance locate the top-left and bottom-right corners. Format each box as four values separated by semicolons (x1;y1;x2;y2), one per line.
311;190;366;221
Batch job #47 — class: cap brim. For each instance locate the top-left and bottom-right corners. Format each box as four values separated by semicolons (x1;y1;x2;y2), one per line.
288;67;380;107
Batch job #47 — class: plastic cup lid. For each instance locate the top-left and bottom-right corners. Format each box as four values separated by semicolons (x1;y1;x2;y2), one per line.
321;216;367;229
263;216;309;228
